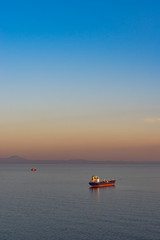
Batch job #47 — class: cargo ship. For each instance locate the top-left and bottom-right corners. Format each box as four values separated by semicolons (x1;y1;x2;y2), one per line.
89;176;116;187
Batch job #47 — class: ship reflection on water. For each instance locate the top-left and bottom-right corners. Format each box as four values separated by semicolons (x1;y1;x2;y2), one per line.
89;187;100;200
90;187;100;194
89;185;115;199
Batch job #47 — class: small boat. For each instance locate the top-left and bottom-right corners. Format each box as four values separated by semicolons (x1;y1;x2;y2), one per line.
31;168;37;171
89;176;116;188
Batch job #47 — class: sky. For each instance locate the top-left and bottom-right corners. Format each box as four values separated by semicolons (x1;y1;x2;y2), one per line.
0;0;160;161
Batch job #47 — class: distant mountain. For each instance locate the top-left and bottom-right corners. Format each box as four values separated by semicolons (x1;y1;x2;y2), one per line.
0;156;158;164
0;156;94;164
67;159;89;163
0;155;29;163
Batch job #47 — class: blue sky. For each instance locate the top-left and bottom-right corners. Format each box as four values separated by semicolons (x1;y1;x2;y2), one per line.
0;0;160;160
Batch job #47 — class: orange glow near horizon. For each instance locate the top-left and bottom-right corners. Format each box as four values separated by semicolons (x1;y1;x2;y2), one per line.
1;115;160;161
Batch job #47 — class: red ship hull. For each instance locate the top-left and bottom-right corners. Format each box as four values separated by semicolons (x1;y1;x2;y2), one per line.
89;180;116;188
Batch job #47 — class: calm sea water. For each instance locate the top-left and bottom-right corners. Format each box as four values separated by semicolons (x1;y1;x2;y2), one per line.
0;163;160;240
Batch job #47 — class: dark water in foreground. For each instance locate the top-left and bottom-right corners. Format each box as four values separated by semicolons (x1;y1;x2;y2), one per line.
0;163;160;240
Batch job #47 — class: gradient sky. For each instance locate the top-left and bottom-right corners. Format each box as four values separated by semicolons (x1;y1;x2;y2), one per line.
1;0;160;161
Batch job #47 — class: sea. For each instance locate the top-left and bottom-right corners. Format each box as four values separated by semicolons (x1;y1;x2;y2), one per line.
0;163;159;240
